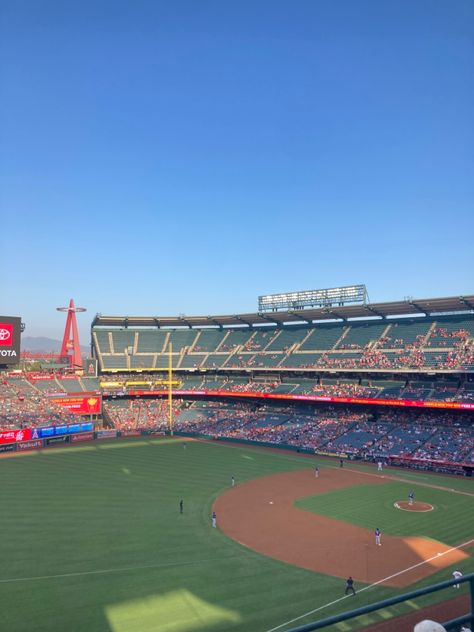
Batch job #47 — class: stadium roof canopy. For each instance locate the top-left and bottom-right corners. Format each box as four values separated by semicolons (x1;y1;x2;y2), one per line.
91;295;474;329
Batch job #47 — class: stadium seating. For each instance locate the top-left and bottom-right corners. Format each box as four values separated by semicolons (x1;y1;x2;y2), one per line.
92;313;474;373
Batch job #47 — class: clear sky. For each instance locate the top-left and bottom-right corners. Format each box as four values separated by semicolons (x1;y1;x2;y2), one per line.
1;0;473;343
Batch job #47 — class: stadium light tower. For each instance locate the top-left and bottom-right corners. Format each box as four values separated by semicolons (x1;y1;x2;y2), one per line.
56;299;86;370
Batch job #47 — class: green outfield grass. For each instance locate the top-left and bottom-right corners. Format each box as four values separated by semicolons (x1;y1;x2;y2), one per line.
0;438;471;632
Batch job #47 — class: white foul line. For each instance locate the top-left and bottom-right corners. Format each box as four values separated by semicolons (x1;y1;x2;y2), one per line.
0;555;240;585
264;538;474;632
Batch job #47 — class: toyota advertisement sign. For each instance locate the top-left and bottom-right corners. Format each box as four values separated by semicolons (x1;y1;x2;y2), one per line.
0;316;21;365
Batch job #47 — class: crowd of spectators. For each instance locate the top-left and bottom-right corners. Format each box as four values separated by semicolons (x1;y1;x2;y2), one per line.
103;398;474;466
0;376;78;429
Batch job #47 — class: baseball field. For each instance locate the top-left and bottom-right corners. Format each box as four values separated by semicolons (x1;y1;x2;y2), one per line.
0;437;472;632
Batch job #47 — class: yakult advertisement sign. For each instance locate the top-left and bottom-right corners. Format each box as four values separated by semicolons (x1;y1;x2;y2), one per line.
0;316;22;365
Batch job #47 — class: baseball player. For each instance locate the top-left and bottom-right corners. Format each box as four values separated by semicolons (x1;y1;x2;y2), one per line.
377;461;383;472
452;569;462;588
231;475;235;487
344;576;356;595
315;466;319;478
179;499;183;514
375;528;381;546
408;491;414;505
212;511;217;528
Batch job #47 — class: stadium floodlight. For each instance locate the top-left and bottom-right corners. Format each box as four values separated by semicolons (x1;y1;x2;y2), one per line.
258;284;367;312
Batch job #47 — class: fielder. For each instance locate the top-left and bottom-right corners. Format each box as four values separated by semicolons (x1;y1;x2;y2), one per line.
315;466;319;478
452;569;462;588
212;511;217;528
408;491;414;505
344;576;356;595
377;461;383;472
375;528;381;546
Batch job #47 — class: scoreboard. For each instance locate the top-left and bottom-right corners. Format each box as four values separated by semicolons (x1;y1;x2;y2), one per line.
0;316;22;365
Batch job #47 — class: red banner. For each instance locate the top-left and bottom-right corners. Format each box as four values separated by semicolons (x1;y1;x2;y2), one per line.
0;428;32;445
126;389;474;411
120;430;142;437
70;432;95;443
48;395;102;415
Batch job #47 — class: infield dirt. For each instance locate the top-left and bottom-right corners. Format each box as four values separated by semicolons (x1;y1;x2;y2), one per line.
214;468;468;588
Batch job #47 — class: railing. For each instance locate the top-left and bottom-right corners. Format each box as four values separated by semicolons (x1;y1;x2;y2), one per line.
285;574;474;631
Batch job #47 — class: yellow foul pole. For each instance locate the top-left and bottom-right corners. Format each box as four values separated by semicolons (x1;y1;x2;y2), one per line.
168;342;173;435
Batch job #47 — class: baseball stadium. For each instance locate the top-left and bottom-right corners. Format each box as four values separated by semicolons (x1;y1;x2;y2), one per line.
0;288;473;632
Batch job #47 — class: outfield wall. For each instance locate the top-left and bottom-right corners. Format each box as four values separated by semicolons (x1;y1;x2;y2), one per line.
0;427;471;476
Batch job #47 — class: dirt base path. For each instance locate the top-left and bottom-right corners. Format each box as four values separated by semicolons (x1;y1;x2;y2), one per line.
214;468;469;588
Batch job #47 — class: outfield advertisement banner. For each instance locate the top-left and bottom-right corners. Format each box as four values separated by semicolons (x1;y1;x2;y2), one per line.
36;422;93;439
120;430;141;437
17;439;43;451
0;443;16;453
70;432;95;442
47;395;102;415
127;389;474;411
96;429;117;439
0;428;32;445
45;436;69;446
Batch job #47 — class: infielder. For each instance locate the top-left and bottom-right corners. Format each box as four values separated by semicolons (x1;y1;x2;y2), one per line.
375;528;381;546
315;466;319;478
408;491;414;505
212;511;217;528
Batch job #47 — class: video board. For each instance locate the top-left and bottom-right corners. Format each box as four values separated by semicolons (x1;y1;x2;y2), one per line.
0;316;21;365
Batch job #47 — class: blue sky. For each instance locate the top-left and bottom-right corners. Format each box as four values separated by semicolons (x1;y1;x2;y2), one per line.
1;0;473;342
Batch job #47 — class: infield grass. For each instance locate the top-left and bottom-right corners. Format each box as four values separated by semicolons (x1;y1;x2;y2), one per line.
0;438;471;632
295;482;474;544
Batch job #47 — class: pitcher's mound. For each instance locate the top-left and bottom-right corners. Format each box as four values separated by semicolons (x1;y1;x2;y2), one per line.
394;501;434;512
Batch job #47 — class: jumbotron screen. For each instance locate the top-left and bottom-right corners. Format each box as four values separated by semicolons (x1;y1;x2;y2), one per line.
0;316;22;365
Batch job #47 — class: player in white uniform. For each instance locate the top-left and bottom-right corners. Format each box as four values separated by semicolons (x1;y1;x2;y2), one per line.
452;569;462;588
377;461;383;472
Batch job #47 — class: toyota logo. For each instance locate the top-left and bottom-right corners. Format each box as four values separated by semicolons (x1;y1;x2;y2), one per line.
0;329;11;341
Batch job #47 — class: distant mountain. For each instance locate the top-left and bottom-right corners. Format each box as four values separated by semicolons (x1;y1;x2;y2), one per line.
21;337;89;353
